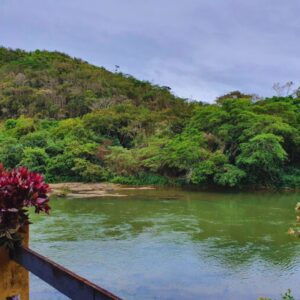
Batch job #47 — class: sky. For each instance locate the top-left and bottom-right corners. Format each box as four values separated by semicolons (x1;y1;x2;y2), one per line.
1;0;300;102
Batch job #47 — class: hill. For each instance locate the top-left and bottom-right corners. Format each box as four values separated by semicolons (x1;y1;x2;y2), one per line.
0;47;190;119
1;47;300;189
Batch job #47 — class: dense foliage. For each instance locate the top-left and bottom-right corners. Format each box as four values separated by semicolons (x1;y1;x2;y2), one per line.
1;47;300;188
0;164;50;249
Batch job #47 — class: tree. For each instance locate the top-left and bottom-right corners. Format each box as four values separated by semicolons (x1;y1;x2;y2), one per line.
237;134;287;185
21;147;49;173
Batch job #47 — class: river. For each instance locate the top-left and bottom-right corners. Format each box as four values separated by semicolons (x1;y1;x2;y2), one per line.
29;188;300;299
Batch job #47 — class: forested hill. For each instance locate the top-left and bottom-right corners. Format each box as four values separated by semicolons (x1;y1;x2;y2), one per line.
0;47;188;118
1;47;300;189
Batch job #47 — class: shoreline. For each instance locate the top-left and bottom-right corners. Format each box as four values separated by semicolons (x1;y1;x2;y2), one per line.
49;182;300;199
49;182;156;198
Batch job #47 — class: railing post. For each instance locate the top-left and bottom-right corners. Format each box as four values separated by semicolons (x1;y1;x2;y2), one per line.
0;226;29;300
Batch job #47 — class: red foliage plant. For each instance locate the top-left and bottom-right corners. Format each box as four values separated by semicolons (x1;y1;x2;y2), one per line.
0;164;50;249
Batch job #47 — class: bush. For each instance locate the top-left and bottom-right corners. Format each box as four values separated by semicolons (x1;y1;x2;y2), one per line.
281;168;300;188
0;164;50;249
21;147;49;174
111;173;169;185
72;158;109;182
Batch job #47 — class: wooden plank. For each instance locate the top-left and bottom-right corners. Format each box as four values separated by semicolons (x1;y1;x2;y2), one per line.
13;246;122;300
0;226;29;300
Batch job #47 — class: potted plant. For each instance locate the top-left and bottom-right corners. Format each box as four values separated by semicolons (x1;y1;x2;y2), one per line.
0;164;50;250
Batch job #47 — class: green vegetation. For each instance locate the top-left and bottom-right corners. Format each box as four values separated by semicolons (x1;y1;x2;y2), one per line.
1;47;300;188
259;289;295;300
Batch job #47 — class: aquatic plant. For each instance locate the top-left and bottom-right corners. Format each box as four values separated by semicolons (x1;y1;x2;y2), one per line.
259;289;295;300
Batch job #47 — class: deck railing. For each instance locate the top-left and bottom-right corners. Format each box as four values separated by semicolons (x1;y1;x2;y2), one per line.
0;241;121;299
13;246;121;300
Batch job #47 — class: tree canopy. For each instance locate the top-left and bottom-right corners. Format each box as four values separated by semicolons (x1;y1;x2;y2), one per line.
1;47;300;188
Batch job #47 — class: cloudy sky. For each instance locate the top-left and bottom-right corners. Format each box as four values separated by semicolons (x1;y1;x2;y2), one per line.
1;0;299;102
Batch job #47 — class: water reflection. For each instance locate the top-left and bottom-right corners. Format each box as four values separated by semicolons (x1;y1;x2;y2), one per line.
30;189;300;299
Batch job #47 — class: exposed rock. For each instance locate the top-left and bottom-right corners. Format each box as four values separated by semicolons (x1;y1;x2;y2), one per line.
49;182;155;198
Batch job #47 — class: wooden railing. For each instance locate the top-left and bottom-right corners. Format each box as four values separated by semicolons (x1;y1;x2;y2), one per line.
12;246;121;300
0;226;121;299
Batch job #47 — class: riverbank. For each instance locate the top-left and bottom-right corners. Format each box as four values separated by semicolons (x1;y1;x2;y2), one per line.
49;182;300;199
50;182;156;198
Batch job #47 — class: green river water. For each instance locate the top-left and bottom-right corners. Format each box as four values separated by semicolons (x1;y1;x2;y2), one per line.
29;188;300;299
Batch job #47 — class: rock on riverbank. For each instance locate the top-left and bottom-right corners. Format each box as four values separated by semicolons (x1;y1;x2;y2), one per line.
49;182;156;198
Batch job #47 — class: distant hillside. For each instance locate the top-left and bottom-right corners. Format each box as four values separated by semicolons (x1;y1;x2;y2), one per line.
1;47;300;189
0;47;188;119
